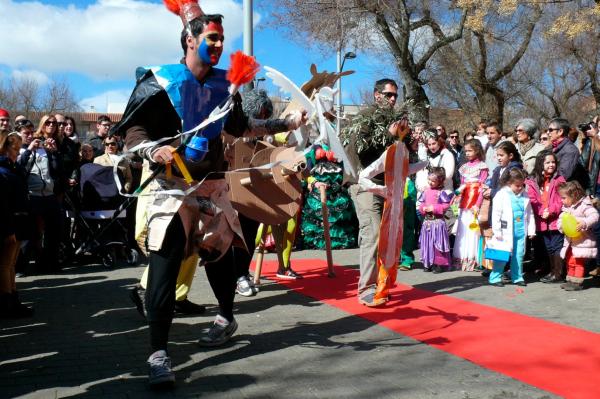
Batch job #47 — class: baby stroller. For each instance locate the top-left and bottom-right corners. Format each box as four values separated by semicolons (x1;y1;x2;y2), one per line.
65;163;139;267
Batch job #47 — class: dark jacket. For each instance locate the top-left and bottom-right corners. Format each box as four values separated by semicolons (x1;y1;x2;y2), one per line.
580;137;600;194
87;135;105;159
0;156;31;239
554;138;588;188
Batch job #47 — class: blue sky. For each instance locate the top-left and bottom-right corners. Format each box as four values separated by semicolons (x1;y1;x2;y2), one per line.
1;0;394;113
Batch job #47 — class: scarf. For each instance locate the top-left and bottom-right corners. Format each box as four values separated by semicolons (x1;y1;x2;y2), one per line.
518;139;535;157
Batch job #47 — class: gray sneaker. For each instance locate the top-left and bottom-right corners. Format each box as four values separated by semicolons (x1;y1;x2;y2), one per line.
198;315;238;347
147;350;175;386
236;276;255;297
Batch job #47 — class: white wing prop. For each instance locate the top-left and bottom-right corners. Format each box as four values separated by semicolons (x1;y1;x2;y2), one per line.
264;66;316;149
264;66;315;118
314;87;356;178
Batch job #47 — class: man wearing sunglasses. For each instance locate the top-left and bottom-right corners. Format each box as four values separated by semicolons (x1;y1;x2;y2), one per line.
342;78;405;307
88;115;112;158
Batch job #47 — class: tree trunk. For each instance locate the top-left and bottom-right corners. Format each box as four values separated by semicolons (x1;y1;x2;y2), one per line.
400;69;430;123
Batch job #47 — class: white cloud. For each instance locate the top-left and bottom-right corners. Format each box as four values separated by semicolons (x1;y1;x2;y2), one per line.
79;89;132;113
0;0;249;80
11;69;51;85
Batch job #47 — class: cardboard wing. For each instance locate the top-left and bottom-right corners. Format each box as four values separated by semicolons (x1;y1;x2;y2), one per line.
226;146;306;225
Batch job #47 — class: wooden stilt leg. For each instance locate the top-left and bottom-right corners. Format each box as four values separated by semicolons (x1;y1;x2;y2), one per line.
253;226;268;286
319;185;335;277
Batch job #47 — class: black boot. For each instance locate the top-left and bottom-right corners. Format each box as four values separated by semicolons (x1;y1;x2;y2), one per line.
541;255;564;283
0;292;34;319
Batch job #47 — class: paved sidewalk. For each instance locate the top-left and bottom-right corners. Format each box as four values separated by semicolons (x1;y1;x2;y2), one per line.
3;248;597;398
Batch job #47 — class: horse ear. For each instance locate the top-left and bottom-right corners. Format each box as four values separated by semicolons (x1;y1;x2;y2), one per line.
310;64;317;76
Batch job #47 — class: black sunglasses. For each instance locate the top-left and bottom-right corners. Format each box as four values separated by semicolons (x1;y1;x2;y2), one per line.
104;142;117;147
450;135;459;139
381;91;398;99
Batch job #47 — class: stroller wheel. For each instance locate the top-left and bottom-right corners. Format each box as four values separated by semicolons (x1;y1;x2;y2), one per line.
102;247;117;268
126;249;140;265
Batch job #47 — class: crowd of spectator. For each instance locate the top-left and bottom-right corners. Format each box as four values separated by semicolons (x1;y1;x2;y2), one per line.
0;109;139;318
2;104;600;319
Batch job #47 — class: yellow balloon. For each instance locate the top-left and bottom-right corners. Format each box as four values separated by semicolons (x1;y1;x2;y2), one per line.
562;213;581;238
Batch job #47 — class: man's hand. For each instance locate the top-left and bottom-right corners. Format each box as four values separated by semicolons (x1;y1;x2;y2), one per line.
285;109;309;130
389;118;410;139
28;139;41;151
152;145;176;164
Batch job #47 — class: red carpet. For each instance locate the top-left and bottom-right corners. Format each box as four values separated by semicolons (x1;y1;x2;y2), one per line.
253;259;600;399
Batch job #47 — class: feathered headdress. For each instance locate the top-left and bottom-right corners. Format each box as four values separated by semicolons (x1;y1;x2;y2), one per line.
163;0;204;28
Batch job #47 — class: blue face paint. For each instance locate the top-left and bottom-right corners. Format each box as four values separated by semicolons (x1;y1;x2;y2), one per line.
198;38;214;65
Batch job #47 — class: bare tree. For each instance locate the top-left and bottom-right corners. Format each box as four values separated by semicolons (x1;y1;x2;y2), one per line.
0;77;81;116
268;0;467;122
428;3;542;128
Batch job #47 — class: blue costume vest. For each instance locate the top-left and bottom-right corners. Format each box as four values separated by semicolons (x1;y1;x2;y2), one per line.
135;64;230;139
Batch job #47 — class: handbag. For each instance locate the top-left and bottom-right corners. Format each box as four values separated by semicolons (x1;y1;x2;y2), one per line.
484;237;511;262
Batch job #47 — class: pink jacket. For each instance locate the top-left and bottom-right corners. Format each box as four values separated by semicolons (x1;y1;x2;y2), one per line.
525;175;565;231
557;197;599;259
417;188;453;217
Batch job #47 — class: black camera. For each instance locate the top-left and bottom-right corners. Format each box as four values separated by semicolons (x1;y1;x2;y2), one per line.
578;122;596;132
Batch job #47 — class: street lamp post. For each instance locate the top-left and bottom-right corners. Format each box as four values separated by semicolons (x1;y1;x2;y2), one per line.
254;77;266;89
336;50;357;138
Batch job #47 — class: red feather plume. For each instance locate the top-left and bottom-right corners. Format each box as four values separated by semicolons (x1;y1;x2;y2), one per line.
226;51;261;87
163;0;181;15
163;0;201;15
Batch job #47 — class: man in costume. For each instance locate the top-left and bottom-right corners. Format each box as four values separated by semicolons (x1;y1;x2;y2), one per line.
341;79;402;307
358;120;426;305
114;0;306;386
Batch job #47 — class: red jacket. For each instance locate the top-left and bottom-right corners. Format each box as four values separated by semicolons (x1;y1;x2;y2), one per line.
526;175;566;231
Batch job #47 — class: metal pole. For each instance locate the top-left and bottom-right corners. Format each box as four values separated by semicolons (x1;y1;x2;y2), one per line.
336;47;342;138
243;0;254;90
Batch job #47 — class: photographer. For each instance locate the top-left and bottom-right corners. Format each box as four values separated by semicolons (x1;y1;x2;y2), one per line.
579;117;600;277
579;117;600;196
17;115;63;273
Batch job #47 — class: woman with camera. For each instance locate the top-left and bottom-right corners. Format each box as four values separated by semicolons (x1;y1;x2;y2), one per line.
17;115;63;273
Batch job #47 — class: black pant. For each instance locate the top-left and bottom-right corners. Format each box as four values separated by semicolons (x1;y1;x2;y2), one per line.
233;214;259;280
145;213;237;351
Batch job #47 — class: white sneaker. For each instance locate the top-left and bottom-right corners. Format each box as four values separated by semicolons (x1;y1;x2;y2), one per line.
236;275;255;297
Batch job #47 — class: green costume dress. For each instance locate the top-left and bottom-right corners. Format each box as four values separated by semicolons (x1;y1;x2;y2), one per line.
301;146;357;249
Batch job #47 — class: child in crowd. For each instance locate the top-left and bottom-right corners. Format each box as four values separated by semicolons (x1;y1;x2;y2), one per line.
487;141;523;207
489;168;536;286
453;139;489;271
417;167;453;273
556;181;599;291
526;150;566;283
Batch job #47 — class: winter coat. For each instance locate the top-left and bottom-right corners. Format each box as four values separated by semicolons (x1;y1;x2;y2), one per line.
525;174;566;231
491;187;536;252
17;147;60;197
554;138;589;188
517;142;546;174
415;148;455;192
580;137;600;194
0;156;31;240
557;196;599;259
